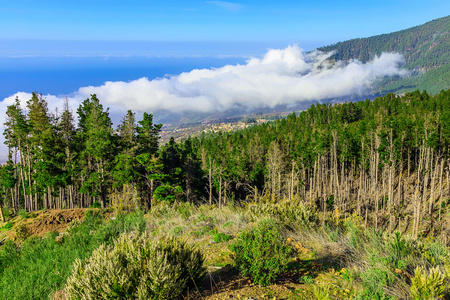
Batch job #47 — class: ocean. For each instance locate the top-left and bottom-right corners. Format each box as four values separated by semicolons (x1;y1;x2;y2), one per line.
0;56;247;100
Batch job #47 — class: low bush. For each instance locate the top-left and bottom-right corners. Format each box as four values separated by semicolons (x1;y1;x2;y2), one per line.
229;219;293;286
90;202;101;208
410;266;447;300
313;283;331;300
65;232;205;300
213;232;231;243
18;209;29;219
245;199;318;229
109;184;140;213
359;264;395;300
15;223;30;242
2;222;12;230
2;207;12;220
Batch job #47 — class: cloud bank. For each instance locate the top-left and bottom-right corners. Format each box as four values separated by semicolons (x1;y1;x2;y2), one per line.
75;45;406;112
0;45;407;161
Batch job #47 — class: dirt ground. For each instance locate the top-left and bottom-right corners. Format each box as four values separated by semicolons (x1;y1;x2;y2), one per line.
2;208;91;241
26;209;87;236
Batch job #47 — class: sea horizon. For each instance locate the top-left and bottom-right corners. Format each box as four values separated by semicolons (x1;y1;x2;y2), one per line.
0;55;251;101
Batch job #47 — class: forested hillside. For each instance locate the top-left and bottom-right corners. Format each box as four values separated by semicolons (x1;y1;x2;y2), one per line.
318;15;450;95
1;89;450;241
190;89;450;240
1;90;450;299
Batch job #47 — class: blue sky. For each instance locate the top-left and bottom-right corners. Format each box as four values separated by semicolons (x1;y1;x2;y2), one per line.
1;0;449;56
0;1;448;161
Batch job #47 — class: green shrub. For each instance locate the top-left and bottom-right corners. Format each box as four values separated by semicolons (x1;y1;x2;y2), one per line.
418;239;450;266
154;184;183;203
93;210;147;243
387;232;412;270
2;207;12;220
2;222;12;230
313;283;331;300
176;202;194;220
65;232;205;300
18;209;29;219
359;265;395;300
90;202;101;209
15;223;30;242
299;275;315;284
196;226;210;236
229;219;293;286
213;232;231;243
410;266;446;300
245;199;318;229
170;226;183;236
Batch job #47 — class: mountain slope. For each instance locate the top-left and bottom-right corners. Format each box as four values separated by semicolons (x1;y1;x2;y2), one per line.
318;15;450;95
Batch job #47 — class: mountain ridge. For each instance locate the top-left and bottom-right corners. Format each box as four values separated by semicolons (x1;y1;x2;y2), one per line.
317;15;450;95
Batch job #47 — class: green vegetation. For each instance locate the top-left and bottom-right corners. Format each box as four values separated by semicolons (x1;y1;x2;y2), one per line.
0;201;447;299
410;266;447;300
318;15;450;94
3;90;450;242
65;233;205;300
0;210;146;299
229;219;293;286
1;87;450;298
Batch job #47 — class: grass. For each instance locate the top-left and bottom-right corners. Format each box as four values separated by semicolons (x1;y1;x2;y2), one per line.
0;200;448;300
0;210;146;300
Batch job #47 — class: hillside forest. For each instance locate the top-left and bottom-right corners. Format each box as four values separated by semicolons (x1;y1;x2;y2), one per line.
1;89;450;241
318;15;450;95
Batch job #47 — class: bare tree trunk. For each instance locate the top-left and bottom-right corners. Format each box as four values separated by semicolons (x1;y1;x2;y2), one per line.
209;157;213;205
219;176;222;207
0;203;5;222
438;160;444;220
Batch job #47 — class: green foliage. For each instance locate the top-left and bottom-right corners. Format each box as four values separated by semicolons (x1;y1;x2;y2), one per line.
170;226;183;236
195;226;210;236
0;210;146;300
245;199;318;229
90;201;101;209
2;222;12;230
417;239;450;266
18;209;29;219
213;232;231;243
65;233;205;300
177;202;194;220
0;240;19;273
229;219;293;286
1;207;12;220
387;232;412;270
359;265;395;300
299;275;315;284
318;16;450;94
15;223;30;242
313;284;331;300
340;268;354;283
154;184;183;203
410;266;447;300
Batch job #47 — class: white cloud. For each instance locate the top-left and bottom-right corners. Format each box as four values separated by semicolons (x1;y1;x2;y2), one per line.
0;45;408;162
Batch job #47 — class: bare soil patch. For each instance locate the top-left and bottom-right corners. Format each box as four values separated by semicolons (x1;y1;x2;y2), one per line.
25;209;87;236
